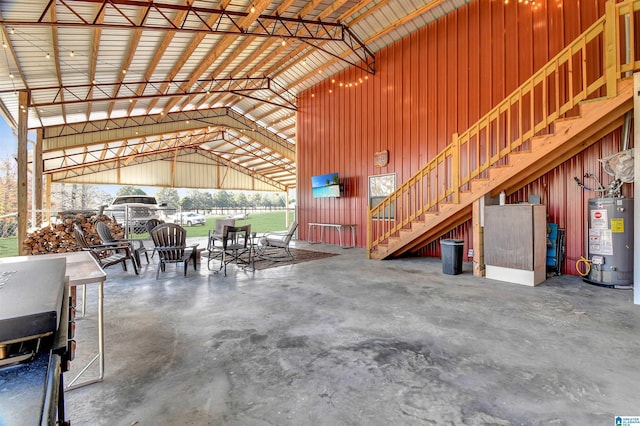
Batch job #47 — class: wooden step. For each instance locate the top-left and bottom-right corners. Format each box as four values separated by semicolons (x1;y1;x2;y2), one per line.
371;77;633;260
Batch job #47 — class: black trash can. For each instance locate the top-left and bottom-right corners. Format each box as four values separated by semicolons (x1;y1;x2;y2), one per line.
440;239;464;275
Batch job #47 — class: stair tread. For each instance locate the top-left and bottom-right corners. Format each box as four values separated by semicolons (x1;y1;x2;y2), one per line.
370;78;633;260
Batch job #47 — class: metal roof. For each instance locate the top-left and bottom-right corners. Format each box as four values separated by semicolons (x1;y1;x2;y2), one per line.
0;0;468;192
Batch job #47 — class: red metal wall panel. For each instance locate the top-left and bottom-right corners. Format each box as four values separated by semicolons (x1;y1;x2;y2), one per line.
297;0;627;276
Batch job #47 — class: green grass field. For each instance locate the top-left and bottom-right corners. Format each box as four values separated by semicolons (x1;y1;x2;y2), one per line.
179;210;295;237
0;210;295;258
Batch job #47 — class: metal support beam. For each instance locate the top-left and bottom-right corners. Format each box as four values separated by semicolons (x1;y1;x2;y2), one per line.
41;108;294;161
10;77;298;112
2;0;375;74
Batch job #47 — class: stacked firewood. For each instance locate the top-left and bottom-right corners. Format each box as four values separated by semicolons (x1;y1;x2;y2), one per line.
22;214;124;255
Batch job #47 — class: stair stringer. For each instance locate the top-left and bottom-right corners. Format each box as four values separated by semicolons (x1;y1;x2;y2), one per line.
370;78;634;260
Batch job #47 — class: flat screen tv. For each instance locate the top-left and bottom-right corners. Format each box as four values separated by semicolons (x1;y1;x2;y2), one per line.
312;172;341;198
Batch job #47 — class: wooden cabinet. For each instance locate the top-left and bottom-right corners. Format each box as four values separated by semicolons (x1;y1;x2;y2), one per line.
484;204;547;286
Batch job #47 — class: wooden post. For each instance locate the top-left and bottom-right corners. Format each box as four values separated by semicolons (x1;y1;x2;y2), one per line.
33;129;43;228
45;174;52;223
451;133;460;204
472;196;487;277
605;0;618;97
17;91;29;255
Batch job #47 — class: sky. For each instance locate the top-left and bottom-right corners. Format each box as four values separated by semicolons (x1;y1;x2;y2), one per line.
0;114;17;158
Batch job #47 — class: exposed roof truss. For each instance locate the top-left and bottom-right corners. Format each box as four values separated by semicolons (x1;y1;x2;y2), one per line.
0;0;469;192
9;77;298;113
5;0;375;74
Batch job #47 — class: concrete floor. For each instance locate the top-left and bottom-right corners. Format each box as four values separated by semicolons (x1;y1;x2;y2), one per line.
65;239;640;426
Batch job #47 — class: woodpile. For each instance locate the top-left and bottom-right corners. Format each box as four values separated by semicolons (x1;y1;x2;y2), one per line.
22;215;124;255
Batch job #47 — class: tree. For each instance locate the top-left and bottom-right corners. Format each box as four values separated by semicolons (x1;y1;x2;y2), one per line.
155;187;180;208
212;190;235;208
50;183;111;210
116;186;146;196
180;196;195;210
272;193;286;207
250;193;263;207
262;194;275;208
0;158;17;215
234;192;248;208
198;191;214;209
179;189;215;210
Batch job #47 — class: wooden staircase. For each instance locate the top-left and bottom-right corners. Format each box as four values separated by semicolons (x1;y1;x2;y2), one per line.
367;0;640;260
369;78;633;260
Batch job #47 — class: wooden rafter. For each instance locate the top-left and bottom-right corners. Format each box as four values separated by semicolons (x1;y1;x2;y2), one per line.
127;0;194;116
144;0;233;114
107;7;147;118
158;0;270;116
177;0;273;111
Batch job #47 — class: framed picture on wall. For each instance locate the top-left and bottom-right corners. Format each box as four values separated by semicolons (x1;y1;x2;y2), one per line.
368;173;396;220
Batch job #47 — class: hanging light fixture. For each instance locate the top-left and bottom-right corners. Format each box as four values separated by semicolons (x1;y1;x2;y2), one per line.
250;4;256;13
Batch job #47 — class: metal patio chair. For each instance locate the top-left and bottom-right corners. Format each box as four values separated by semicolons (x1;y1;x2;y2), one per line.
206;218;236;270
255;220;298;262
216;224;252;276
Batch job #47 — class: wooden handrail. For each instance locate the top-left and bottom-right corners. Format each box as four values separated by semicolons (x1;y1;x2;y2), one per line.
367;0;640;258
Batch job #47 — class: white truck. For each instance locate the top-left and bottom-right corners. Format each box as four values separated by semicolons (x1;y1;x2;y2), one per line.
103;195;166;233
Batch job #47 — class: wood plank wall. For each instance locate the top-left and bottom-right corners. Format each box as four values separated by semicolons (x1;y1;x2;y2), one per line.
298;0;631;276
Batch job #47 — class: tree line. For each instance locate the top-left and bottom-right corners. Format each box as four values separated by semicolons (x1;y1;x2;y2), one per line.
120;186;290;210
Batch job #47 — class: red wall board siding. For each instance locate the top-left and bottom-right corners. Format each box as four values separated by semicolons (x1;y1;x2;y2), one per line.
503;3;519;96
297;0;619;277
491;0;506;106
456;8;469;131
426;23;439;160
437;19;449;152
467;0;481;126
447;13;459;145
478;1;493;119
